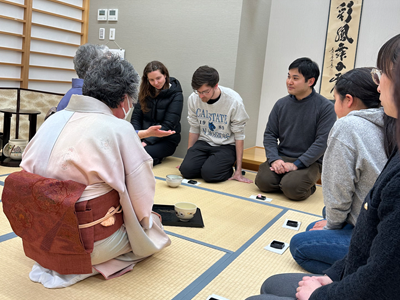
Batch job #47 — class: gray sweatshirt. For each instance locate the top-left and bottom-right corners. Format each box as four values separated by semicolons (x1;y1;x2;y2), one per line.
322;107;388;229
187;86;249;146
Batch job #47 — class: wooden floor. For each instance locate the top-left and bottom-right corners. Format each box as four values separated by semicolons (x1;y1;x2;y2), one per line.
0;157;324;300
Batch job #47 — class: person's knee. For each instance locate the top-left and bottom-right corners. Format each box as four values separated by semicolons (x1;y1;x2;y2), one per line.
179;159;198;179
280;177;314;201
255;163;280;192
201;166;232;183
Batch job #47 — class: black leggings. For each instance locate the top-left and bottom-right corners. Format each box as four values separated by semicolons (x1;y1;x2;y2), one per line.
144;139;178;166
179;140;236;182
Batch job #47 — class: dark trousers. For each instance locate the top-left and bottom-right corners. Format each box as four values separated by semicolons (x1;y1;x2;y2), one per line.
255;156;321;201
245;273;311;300
144;139;178;166
179;140;236;183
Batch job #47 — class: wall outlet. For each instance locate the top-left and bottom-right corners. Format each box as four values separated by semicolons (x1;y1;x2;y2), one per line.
109;28;115;40
99;28;105;40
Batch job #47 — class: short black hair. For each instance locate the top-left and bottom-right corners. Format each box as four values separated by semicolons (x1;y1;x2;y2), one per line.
191;66;219;90
82;55;139;108
288;57;320;87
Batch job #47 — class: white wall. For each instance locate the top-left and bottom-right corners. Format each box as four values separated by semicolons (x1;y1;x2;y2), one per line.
87;0;243;158
256;0;400;147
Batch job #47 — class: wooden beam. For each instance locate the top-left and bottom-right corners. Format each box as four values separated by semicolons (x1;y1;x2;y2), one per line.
0;77;23;81
0;62;23;67
29;79;72;83
30;51;75;59
0;46;24;52
0;30;25;37
32;22;83;35
0;15;25;23
32;8;83;23
20;0;33;89
81;0;90;44
31;36;79;47
47;0;84;10
0;0;26;8
30;65;75;72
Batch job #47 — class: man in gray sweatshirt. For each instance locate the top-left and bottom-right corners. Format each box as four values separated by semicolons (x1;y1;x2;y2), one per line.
180;66;252;183
255;57;336;200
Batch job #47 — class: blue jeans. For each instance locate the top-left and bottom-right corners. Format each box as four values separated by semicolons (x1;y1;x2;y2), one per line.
289;219;354;274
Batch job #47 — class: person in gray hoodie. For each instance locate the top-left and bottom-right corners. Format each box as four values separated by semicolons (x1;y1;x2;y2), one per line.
289;67;396;274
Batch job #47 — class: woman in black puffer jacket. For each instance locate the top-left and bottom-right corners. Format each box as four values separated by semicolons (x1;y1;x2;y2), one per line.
131;61;183;165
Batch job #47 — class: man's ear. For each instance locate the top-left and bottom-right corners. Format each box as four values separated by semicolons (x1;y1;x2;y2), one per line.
307;78;315;87
345;94;354;108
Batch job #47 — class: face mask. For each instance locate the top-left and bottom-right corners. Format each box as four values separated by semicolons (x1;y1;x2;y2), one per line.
123;106;133;121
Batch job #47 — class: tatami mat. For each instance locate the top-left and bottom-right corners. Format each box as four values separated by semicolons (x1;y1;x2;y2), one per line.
0;202;13;236
0;235;225;300
194;211;321;300
0;156;326;299
154;157;324;216
154;180;282;252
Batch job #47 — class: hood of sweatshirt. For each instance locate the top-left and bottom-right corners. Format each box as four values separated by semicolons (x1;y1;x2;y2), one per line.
345;107;385;128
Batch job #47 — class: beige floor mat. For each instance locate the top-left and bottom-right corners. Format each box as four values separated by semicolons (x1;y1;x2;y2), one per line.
154;180;282;252
0;235;224;300
194;211;321;300
154;157;324;216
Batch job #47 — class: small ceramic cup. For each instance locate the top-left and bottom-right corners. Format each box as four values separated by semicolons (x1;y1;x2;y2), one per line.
174;202;197;222
3;139;28;160
166;174;183;188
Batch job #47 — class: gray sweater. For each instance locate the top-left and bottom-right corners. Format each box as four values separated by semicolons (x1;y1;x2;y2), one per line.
264;90;336;167
322;108;388;229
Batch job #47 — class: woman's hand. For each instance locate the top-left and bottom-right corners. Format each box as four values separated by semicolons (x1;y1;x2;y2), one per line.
310;220;327;231
295;275;332;300
138;125;176;139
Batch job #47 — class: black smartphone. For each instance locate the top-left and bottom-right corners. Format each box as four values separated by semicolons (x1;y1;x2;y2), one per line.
270;240;285;249
256;195;266;200
188;180;197;184
286;220;298;227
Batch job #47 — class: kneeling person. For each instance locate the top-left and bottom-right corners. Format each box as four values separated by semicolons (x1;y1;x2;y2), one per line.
179;66;252;183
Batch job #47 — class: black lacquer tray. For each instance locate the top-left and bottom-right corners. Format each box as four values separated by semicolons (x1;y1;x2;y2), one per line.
153;204;204;228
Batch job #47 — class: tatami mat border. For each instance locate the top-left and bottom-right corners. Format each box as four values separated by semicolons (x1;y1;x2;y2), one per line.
155;176;323;218
0;232;17;243
172;209;288;300
165;231;234;254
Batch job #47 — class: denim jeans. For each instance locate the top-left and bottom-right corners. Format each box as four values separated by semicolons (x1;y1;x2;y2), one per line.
289;219;354;274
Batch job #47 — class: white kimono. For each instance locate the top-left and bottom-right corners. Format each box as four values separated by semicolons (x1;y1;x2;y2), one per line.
21;95;170;288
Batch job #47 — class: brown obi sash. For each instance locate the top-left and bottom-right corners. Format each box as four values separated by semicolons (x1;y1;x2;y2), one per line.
2;170;122;275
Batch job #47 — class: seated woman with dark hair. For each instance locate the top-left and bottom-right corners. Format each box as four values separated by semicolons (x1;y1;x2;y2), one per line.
131;61;183;165
289;67;396;274
2;55;170;289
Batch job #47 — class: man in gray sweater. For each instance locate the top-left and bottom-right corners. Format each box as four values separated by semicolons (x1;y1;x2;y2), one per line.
255;57;336;200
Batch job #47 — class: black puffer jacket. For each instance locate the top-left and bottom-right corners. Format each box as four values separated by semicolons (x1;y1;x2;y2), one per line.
131;77;183;145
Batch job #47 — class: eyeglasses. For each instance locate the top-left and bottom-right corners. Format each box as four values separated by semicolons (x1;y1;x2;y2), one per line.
194;88;212;96
371;68;382;85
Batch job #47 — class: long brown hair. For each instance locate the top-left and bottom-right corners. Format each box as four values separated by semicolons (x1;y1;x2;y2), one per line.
138;61;170;112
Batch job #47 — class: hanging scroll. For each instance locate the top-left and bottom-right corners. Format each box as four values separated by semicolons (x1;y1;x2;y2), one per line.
320;0;363;100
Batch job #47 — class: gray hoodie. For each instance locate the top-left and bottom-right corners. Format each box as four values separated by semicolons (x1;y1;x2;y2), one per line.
322;107;388;229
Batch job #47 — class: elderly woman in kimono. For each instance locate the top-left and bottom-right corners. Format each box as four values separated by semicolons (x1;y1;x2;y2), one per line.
2;55;170;288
